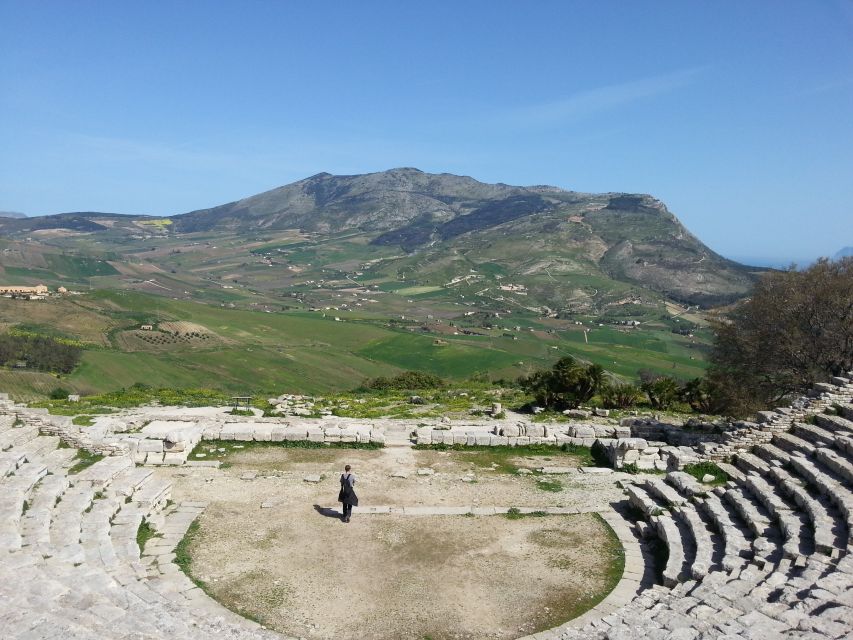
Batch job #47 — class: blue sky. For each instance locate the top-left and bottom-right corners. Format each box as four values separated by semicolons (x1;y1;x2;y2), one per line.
1;1;851;263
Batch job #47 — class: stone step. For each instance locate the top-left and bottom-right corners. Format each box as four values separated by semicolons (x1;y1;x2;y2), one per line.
626;483;667;518
772;431;815;456
733;451;771;476
766;465;846;558
788;455;853;541
653;513;689;588
815;447;853;485
698;493;753;570
643;477;688;507
722;486;779;541
792;422;837;448
675;505;714;580
815;413;853;435
665;471;708;498
753;442;791;467
742;472;813;560
0;425;40;451
71;455;134;488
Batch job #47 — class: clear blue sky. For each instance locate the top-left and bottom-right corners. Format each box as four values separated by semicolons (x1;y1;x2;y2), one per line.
1;1;851;263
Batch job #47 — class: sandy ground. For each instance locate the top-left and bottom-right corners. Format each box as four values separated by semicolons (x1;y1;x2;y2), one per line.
163;446;627;640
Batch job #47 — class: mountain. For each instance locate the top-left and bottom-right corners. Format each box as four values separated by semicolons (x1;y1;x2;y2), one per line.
0;169;760;309
0;211;27;218
835;247;853;260
171;168;757;306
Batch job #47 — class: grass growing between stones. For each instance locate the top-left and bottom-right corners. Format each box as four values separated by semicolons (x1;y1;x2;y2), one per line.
67;449;104;475
187;438;384;466
71;415;94;426
683;461;728;487
136;519;161;553
414;443;594;474
504;507;549;520
174;518;206;590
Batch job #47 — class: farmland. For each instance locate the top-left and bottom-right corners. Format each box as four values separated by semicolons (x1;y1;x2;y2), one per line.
0;288;710;401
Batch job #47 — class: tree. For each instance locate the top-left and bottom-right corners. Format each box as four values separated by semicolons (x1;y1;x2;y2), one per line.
519;356;605;410
707;257;853;415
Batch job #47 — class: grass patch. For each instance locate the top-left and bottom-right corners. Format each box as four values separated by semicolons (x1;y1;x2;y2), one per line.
414;443;592;474
174;519;206;587
229;408;255;416
504;507;549;520
67;449;104;475
71;415;95;426
136;519;162;553
683;461;728;487
186;438;384;462
535;478;563;492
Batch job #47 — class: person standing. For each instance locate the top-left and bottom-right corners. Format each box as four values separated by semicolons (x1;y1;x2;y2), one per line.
338;464;358;523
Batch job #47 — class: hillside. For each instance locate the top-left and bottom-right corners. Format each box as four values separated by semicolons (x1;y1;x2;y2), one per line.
0;170;761;311
0;168;748;399
169;168;757;306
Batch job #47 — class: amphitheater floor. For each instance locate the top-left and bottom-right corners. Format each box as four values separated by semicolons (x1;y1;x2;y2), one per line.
162;446;627;639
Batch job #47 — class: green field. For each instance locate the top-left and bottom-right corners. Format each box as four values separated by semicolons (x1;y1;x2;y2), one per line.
0;289;712;400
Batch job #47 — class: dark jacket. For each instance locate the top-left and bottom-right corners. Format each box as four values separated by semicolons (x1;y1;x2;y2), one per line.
338;473;358;506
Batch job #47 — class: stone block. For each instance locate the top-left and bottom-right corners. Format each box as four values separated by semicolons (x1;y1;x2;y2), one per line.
145;452;165;465
306;428;324;442
137;439;164;453
162;452;186;465
569;425;596;438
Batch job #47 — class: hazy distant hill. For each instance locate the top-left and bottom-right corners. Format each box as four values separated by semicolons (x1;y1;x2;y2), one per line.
836;247;853;259
0;211;27;218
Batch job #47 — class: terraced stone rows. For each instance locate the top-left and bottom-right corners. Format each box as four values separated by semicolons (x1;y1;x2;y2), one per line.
3;382;853;639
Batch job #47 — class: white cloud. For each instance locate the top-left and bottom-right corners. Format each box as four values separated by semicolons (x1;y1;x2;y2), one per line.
494;66;707;129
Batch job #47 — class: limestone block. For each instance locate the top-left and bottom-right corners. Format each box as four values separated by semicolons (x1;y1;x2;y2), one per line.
526;424;546;438
252;426;273;442
202;424;222;440
306;428;324;442
162;452;186;465
475;434;491;446
452;432;468;445
230;425;256;441
145;452;165;465
285;427;308;441
369;433;385;445
137;439;164;453
489;435;508;446
617;437;648;450
500;424;521;437
622;449;641;462
563;409;592;419
569;425;595;439
269;426;287;442
163;440;185;452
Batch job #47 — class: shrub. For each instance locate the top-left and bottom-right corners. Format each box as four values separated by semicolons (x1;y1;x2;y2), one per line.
362;371;446;391
600;382;642;409
639;372;680;410
50;387;71;400
518;356;605;410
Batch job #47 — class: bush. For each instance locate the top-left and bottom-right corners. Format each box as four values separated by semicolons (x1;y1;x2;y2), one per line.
518;356;605;410
639;372;680;410
362;371;446;391
50;387;71;400
600;382;642;409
